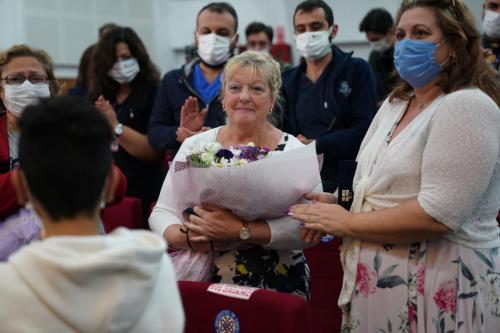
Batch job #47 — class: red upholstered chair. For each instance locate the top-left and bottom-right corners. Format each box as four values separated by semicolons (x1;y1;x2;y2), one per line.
102;196;143;233
304;237;343;333
178;281;312;333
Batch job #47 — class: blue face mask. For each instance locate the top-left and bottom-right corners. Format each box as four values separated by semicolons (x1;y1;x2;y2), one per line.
394;39;446;88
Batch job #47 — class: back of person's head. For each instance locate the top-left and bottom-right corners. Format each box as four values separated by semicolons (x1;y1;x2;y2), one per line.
293;0;334;27
18;96;113;221
359;8;394;34
98;23;118;39
0;44;59;110
197;2;238;33
89;26;160;102
391;0;500;105
75;45;95;90
245;22;273;42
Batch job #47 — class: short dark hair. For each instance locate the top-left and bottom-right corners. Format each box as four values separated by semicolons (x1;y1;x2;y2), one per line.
293;0;334;27
98;23;118;38
18;96;113;220
245;22;273;42
359;8;394;34
196;2;238;33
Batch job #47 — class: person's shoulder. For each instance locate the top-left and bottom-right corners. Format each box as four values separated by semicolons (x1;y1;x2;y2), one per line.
163;66;184;82
445;88;499;112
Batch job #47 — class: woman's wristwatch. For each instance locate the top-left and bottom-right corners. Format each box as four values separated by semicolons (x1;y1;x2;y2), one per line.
114;123;124;137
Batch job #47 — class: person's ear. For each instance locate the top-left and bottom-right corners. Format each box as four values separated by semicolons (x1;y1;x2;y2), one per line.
231;33;240;50
103;166;120;205
194;30;199;48
330;25;339;40
11;169;29;206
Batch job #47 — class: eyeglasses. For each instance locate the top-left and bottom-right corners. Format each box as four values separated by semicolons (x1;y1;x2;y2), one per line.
0;74;49;85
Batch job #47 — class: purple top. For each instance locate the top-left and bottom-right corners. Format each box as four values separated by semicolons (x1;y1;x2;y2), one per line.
0;208;41;261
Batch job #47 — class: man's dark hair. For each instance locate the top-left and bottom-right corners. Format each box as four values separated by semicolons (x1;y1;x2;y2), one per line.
196;2;238;33
18;96;113;220
245;22;273;42
359;8;394;34
98;23;118;38
293;0;334;27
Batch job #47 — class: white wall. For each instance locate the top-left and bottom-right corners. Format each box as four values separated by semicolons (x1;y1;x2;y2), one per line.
0;0;485;78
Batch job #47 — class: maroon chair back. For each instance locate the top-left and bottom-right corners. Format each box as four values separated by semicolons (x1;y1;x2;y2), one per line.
304;238;343;333
178;281;312;333
102;196;143;233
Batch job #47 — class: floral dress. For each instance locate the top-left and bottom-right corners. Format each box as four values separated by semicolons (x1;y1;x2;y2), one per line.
210;134;310;298
340;90;500;332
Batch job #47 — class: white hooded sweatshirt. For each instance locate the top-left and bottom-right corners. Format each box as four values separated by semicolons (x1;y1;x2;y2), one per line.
0;228;184;333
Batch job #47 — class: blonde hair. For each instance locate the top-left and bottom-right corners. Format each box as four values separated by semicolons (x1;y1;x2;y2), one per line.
390;0;500;105
221;51;282;114
0;44;59;99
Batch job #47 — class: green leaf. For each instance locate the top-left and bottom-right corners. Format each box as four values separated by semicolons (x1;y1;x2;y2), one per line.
387;319;392;333
440;317;445;333
458;292;477;299
446;330;455;333
374;251;381;275
377;275;407;288
459;258;474;282
380;264;399;278
457;321;464;329
472;300;477;325
474;249;493;269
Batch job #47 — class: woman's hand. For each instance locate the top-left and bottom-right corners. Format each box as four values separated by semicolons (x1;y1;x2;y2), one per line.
300;228;322;245
180;96;208;132
95;95;118;128
290;202;352;237
184;203;242;242
303;191;337;204
187;229;231;253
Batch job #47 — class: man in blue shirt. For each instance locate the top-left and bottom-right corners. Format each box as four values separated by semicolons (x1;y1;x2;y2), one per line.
281;0;377;192
148;2;239;153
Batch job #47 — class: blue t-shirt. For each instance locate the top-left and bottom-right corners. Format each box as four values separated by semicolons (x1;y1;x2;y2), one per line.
192;63;221;105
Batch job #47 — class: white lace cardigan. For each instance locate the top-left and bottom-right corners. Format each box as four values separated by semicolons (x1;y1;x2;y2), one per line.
339;88;500;308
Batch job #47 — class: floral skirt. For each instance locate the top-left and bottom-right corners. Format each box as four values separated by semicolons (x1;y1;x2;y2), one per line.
210;245;310;298
343;238;500;333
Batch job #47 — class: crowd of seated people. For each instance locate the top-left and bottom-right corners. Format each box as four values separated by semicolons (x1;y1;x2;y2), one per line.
0;1;499;332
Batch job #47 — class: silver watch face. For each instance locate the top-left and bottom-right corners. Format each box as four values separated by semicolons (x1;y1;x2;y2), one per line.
114;123;123;136
239;227;250;240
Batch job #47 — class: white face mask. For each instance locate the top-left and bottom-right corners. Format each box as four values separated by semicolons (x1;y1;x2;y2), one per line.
197;33;233;66
3;81;50;117
295;27;332;59
370;38;391;53
108;58;140;84
483;10;500;38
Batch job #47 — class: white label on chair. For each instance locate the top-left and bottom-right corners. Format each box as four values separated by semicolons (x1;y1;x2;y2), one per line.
207;283;259;300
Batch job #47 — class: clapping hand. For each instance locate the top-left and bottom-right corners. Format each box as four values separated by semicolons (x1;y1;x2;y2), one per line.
180;96;208;131
95;95;118;128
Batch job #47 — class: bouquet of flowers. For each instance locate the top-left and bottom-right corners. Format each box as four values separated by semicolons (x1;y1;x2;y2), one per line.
172;141;320;221
169;140;321;281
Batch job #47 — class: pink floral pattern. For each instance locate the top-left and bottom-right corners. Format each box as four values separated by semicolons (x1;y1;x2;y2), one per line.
356;263;377;297
433;280;457;314
416;266;425;296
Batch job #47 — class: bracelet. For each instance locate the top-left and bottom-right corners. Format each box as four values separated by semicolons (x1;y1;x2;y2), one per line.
180;227;192;249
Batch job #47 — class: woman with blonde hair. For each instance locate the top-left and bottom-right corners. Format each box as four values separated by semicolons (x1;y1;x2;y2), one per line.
151;51;321;297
